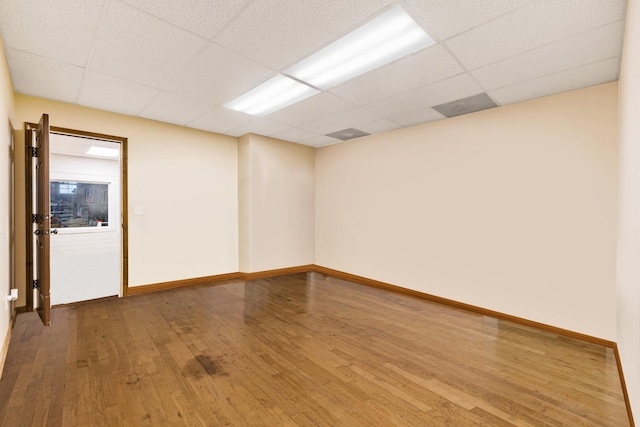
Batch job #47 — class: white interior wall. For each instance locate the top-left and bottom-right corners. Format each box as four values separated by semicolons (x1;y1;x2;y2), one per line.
617;0;640;417
316;83;619;341
238;133;315;272
238;134;251;272
0;34;15;377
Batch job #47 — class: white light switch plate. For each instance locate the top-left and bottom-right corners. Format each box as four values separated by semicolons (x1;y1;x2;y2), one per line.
134;205;145;215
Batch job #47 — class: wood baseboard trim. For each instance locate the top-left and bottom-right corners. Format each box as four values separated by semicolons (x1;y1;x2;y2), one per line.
240;265;314;281
127;272;243;296
127;266;316;296
613;344;636;427
0;325;11;380
311;265;615;348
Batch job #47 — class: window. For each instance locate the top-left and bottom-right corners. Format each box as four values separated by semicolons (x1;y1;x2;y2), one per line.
50;181;109;228
58;182;77;194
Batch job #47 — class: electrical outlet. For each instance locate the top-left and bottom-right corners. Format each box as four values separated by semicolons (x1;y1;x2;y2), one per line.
134;205;145;215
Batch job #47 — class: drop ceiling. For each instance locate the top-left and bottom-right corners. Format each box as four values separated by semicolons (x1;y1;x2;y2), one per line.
0;0;627;147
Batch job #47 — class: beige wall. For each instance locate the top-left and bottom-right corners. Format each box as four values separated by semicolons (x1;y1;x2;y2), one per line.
238;133;314;272
316;82;619;340
13;95;239;289
11;129;25;307
617;0;640;417
0;35;15;374
238;134;251;272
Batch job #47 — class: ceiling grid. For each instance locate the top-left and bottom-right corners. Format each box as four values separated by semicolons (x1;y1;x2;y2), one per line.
0;0;626;146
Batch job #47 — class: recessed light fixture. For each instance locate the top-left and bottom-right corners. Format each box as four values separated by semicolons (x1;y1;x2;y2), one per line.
224;74;320;116
285;5;434;90
87;146;120;158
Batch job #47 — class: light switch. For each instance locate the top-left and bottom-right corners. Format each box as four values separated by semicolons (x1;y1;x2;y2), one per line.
134;205;145;215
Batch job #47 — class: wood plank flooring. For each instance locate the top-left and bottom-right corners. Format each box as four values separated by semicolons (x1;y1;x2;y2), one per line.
0;272;630;426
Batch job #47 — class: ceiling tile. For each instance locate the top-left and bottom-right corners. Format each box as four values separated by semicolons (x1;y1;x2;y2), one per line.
390;108;446;127
358;119;403;135
272;128;321;143
298;135;340;148
0;0;105;66
214;0;391;69
187;107;254;134
329;44;464;104
139;92;215;126
265;93;356;127
403;0;531;41
120;0;253;39
163;43;274;105
226;118;292;138
472;21;625;91
300;107;382;135
489;57;620;106
89;1;207;87
446;0;627;70
7;49;84;104
365;73;483;117
78;71;159;116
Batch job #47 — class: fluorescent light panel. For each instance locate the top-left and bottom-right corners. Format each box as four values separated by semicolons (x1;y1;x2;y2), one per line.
87;146;120;158
225;75;320;116
286;5;434;90
224;5;433;116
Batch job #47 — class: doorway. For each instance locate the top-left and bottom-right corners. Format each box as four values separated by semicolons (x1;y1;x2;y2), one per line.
25;122;128;322
49;133;121;305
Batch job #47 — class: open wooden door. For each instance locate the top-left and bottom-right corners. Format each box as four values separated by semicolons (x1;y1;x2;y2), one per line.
25;114;51;325
35;114;51;325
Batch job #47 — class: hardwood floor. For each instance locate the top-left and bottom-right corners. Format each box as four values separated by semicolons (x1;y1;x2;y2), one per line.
0;272;630;426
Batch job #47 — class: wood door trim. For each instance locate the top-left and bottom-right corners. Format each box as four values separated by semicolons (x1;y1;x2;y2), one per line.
35;114;51;325
24;123;34;311
51;126;129;296
43;125;129;298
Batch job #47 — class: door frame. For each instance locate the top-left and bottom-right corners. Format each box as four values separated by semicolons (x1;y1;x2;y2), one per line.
25;115;51;324
25;123;129;311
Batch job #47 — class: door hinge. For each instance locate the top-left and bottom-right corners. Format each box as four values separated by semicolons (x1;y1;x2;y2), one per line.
32;279;39;289
31;146;38;158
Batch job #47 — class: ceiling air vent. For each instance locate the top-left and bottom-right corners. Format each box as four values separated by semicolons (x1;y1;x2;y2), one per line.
432;93;499;118
326;128;370;141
